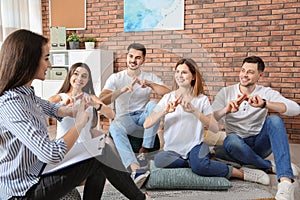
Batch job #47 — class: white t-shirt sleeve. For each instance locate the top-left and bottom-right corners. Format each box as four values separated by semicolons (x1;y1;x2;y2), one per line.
264;87;300;116
140;71;164;86
150;73;164;85
201;95;214;115
102;73;117;92
212;87;227;112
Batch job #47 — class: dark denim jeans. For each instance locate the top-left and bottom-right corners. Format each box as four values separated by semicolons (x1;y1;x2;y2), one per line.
214;115;294;181
154;142;231;179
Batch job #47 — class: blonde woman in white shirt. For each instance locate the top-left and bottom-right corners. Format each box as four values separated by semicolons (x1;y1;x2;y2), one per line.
144;58;270;185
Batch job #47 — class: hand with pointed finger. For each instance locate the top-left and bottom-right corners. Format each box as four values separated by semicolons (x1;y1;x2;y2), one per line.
248;94;264;108
226;94;248;114
182;101;196;113
236;93;248;106
75;98;90;131
88;94;99;108
57;93;84;118
121;78;138;93
62;92;84;106
165;101;176;113
88;94;115;119
136;79;152;88
178;94;197;113
166;95;182;113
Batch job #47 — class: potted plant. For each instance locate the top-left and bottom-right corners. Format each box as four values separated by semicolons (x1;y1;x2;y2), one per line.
67;33;82;49
84;37;96;49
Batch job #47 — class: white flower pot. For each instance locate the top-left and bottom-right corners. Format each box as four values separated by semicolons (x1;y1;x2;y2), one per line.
85;42;95;49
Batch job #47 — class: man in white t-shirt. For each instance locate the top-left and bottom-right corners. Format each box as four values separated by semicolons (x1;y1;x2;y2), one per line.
99;43;170;187
212;56;300;200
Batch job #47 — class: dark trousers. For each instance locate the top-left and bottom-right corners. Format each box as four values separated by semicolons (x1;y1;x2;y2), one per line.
12;145;145;200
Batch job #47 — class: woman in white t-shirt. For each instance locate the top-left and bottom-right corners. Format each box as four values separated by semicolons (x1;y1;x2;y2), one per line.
144;58;270;185
48;62;115;142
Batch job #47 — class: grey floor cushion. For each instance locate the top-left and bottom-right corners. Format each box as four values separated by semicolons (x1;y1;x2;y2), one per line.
145;160;232;190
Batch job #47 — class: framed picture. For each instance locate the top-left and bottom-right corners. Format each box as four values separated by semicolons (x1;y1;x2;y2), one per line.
124;0;184;32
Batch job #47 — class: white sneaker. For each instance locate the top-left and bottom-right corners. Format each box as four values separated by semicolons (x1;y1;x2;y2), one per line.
275;180;298;200
131;169;150;189
270;160;299;177
241;167;270;185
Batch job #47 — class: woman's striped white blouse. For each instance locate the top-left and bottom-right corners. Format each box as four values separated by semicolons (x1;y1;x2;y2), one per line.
0;86;67;199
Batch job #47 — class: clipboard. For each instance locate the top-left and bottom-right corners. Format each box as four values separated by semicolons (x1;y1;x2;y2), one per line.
42;134;105;174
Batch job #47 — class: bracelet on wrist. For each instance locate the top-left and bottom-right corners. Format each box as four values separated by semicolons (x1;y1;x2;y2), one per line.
261;99;267;108
96;103;103;111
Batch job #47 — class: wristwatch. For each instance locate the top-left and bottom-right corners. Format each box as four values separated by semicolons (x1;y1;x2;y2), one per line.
261;99;267;108
96;103;103;111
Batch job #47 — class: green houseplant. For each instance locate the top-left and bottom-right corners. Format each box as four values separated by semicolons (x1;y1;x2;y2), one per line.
84;37;96;49
67;33;82;49
85;37;96;42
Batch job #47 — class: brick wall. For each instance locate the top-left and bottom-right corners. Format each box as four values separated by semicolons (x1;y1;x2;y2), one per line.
41;0;300;143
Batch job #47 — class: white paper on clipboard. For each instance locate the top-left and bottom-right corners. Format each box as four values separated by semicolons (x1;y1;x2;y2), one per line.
42;134;105;174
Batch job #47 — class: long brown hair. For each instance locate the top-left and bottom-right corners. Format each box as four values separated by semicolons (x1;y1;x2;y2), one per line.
57;62;98;128
0;29;48;95
58;62;95;95
174;58;204;97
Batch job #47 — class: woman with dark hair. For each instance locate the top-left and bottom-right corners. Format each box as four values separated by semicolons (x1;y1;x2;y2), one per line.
144;58;270;185
0;29;151;200
48;62;114;142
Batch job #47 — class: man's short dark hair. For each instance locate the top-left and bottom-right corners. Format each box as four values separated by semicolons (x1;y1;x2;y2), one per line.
243;56;265;72
127;43;146;57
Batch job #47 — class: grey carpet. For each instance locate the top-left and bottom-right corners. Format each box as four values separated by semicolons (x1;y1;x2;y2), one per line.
79;178;276;200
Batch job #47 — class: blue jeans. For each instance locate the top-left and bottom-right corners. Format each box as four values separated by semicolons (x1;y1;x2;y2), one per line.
214;115;294;180
154;143;232;179
110;101;160;168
